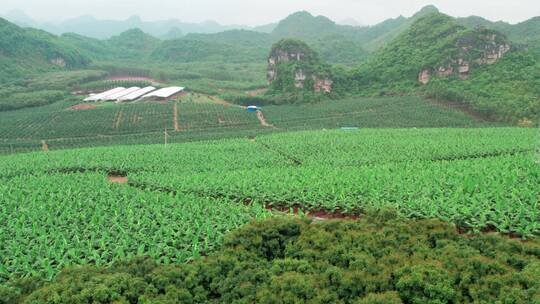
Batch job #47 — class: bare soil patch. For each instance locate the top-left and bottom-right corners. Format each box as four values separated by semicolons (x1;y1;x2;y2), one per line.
256;110;274;128
107;171;128;184
108;175;128;184
68;104;97;111
41;140;49;152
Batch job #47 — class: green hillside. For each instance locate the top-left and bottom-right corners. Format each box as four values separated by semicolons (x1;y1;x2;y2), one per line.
425;47;540;121
60;27;269;63
184;29;274;47
151;38;266;63
179;21;369;64
60;32;115;60
0;17;89;82
272;11;339;39
0;18;104;111
270;6;440;52
349;13;501;88
345;16;407;45
361;5;441;51
107;28;161;58
269;11;370;64
459;16;540;44
0;10;538;120
346;12;539;122
63;28;162;61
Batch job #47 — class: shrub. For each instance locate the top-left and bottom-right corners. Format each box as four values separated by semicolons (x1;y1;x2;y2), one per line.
3;213;540;303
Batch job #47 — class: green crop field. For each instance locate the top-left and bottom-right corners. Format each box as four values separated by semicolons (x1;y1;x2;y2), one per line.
1;6;539;301
0;96;501;154
1;127;538;287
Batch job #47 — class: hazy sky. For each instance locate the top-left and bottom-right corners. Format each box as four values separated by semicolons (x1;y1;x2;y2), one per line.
1;0;539;26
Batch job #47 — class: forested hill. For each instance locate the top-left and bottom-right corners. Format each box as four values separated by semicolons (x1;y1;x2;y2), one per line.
458;16;540;44
269;5;439;51
3;6;538;69
108;29;161;58
344;12;539;122
0;17;89;82
0;9;538;121
349;13;511;89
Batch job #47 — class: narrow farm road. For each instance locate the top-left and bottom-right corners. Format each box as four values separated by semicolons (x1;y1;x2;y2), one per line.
173;102;180;132
256;110;274;128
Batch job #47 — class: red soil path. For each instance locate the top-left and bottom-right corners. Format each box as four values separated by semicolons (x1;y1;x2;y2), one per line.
68;104;97;111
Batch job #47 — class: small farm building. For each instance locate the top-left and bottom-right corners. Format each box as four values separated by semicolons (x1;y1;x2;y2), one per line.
117;87;156;102
84;87;126;102
247;106;259;113
101;87;141;101
142;87;185;101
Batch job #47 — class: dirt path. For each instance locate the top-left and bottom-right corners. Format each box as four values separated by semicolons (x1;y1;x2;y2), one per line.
173;102;180;132
68;104;97;111
113;109;124;130
256;110;274;128
41;140;49;152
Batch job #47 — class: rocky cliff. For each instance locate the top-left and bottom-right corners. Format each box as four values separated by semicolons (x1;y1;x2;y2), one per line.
267;39;333;93
418;29;511;84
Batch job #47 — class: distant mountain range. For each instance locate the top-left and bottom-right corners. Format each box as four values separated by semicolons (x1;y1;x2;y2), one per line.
0;9;276;39
0;6;538;121
5;6;539;42
1;5;538;72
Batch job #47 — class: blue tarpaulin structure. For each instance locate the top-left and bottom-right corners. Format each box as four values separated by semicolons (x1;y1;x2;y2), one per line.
247;106;259;113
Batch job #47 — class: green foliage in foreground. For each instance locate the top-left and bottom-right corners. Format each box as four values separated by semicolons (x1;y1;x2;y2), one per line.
3;213;540;303
134;128;540;237
0;128;537;239
0;171;269;283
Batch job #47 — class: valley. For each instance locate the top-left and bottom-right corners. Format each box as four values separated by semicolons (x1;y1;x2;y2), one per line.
0;3;539;303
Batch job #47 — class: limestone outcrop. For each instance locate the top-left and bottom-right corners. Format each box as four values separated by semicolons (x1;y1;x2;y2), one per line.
418;29;510;84
50;57;66;67
267;39;333;93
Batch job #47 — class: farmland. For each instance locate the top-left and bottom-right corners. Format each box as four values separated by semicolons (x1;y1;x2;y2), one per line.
1;127;538;288
0;96;499;154
0;6;539;302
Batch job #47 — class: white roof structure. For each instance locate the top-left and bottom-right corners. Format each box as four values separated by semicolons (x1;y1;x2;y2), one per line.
117;86;156;102
84;87;126;102
142;86;185;99
101;87;140;101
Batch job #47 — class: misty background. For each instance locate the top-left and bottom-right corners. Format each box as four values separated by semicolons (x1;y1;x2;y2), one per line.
1;0;539;39
2;0;539;24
